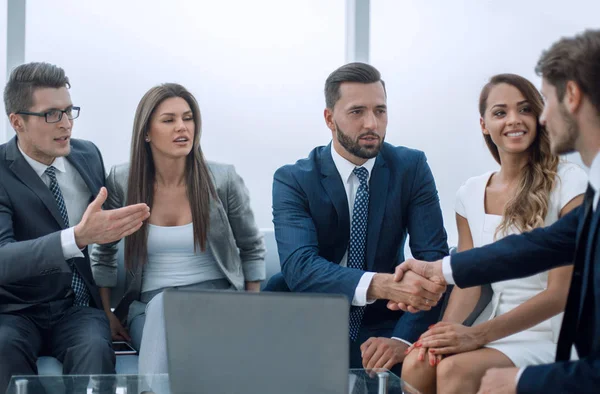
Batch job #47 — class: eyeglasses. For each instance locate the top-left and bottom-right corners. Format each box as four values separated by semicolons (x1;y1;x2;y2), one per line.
16;106;80;124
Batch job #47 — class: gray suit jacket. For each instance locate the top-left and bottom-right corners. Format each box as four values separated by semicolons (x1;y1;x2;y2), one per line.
90;161;266;321
0;137;106;312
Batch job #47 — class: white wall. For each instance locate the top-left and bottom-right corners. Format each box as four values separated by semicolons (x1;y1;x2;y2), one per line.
16;0;600;244
0;0;7;143
371;0;600;247
24;0;345;228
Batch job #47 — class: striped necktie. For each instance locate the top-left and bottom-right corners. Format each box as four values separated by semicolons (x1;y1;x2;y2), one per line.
45;166;90;307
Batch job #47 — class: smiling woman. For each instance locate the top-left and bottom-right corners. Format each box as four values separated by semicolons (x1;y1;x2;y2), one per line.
401;74;588;394
90;83;266;377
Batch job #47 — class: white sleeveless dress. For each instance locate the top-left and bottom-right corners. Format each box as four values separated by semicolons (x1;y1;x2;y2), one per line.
455;162;587;367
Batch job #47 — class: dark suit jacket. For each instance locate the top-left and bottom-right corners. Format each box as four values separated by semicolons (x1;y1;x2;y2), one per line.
451;195;600;393
0;136;105;312
272;143;449;341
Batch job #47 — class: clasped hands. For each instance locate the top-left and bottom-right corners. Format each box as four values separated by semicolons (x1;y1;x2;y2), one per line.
371;258;446;313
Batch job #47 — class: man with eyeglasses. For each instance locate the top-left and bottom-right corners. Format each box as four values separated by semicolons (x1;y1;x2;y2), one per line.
0;62;150;392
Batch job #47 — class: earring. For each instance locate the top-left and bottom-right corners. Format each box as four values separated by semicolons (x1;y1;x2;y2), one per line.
145;137;150;142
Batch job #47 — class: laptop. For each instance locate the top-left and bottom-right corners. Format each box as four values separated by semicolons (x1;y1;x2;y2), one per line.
163;289;349;394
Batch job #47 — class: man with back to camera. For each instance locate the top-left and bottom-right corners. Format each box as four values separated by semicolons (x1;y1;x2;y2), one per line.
0;62;150;392
393;29;600;393
266;62;449;371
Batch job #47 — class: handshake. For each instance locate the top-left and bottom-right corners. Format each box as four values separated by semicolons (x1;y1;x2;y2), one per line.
367;259;446;313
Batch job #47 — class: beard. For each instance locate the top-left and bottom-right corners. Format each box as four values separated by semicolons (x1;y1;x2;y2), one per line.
335;121;383;159
550;104;579;155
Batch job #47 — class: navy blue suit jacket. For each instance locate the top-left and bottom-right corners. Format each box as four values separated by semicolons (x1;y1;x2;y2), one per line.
451;194;600;393
0;137;106;312
272;143;449;341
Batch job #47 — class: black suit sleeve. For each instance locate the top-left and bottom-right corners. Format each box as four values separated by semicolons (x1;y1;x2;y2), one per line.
518;356;600;393
273;167;364;302
452;205;580;288
406;152;449;262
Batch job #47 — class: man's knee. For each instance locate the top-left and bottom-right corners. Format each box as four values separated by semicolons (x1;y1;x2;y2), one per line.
0;333;17;354
65;335;115;374
89;335;114;352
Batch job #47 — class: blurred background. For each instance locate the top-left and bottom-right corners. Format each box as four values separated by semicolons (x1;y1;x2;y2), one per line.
1;0;599;248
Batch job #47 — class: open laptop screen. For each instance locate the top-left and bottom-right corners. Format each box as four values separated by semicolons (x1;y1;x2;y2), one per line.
164;289;349;394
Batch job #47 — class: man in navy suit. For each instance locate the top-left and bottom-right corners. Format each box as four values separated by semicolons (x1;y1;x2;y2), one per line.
396;30;600;393
0;62;150;392
269;62;449;370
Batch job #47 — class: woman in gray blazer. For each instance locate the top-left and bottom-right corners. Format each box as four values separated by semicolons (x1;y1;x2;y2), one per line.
91;83;265;374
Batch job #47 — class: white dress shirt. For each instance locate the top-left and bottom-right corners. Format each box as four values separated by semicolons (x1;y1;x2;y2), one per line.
18;143;91;260
441;153;600;386
330;145;376;306
588;153;600;210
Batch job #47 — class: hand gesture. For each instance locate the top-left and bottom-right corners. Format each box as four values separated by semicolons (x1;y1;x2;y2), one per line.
74;187;150;248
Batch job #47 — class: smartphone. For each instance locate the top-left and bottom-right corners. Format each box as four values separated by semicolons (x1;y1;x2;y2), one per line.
112;341;137;355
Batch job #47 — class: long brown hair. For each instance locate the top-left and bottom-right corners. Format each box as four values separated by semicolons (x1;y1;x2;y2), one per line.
479;74;559;236
125;83;216;270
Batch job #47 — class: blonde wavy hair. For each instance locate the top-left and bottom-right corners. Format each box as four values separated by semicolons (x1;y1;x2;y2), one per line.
479;74;559;236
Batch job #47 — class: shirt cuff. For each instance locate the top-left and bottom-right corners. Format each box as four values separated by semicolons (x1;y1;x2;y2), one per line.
352;272;376;306
515;367;525;385
442;256;456;285
391;337;412;347
61;227;85;260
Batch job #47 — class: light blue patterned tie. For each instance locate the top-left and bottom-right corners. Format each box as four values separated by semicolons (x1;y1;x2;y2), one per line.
45;166;90;307
348;166;369;341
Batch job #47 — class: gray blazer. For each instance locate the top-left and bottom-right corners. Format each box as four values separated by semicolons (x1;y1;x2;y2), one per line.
0;137;106;312
90;161;266;320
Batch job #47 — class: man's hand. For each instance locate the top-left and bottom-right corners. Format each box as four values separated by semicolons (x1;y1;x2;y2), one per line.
360;337;408;370
387;259;446;312
368;271;445;312
394;258;446;284
74;187;150;248
477;367;518;394
106;310;131;342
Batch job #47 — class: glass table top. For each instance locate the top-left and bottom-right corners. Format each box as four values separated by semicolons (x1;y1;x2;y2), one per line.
8;369;421;394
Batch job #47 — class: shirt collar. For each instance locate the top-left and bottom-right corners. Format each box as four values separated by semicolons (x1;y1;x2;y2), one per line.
330;143;376;184
588;152;600;194
17;141;67;178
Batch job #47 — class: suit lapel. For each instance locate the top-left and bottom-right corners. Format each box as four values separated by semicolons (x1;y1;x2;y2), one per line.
66;147;100;199
578;198;600;319
6;138;65;228
320;145;350;260
365;155;389;271
556;185;593;361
